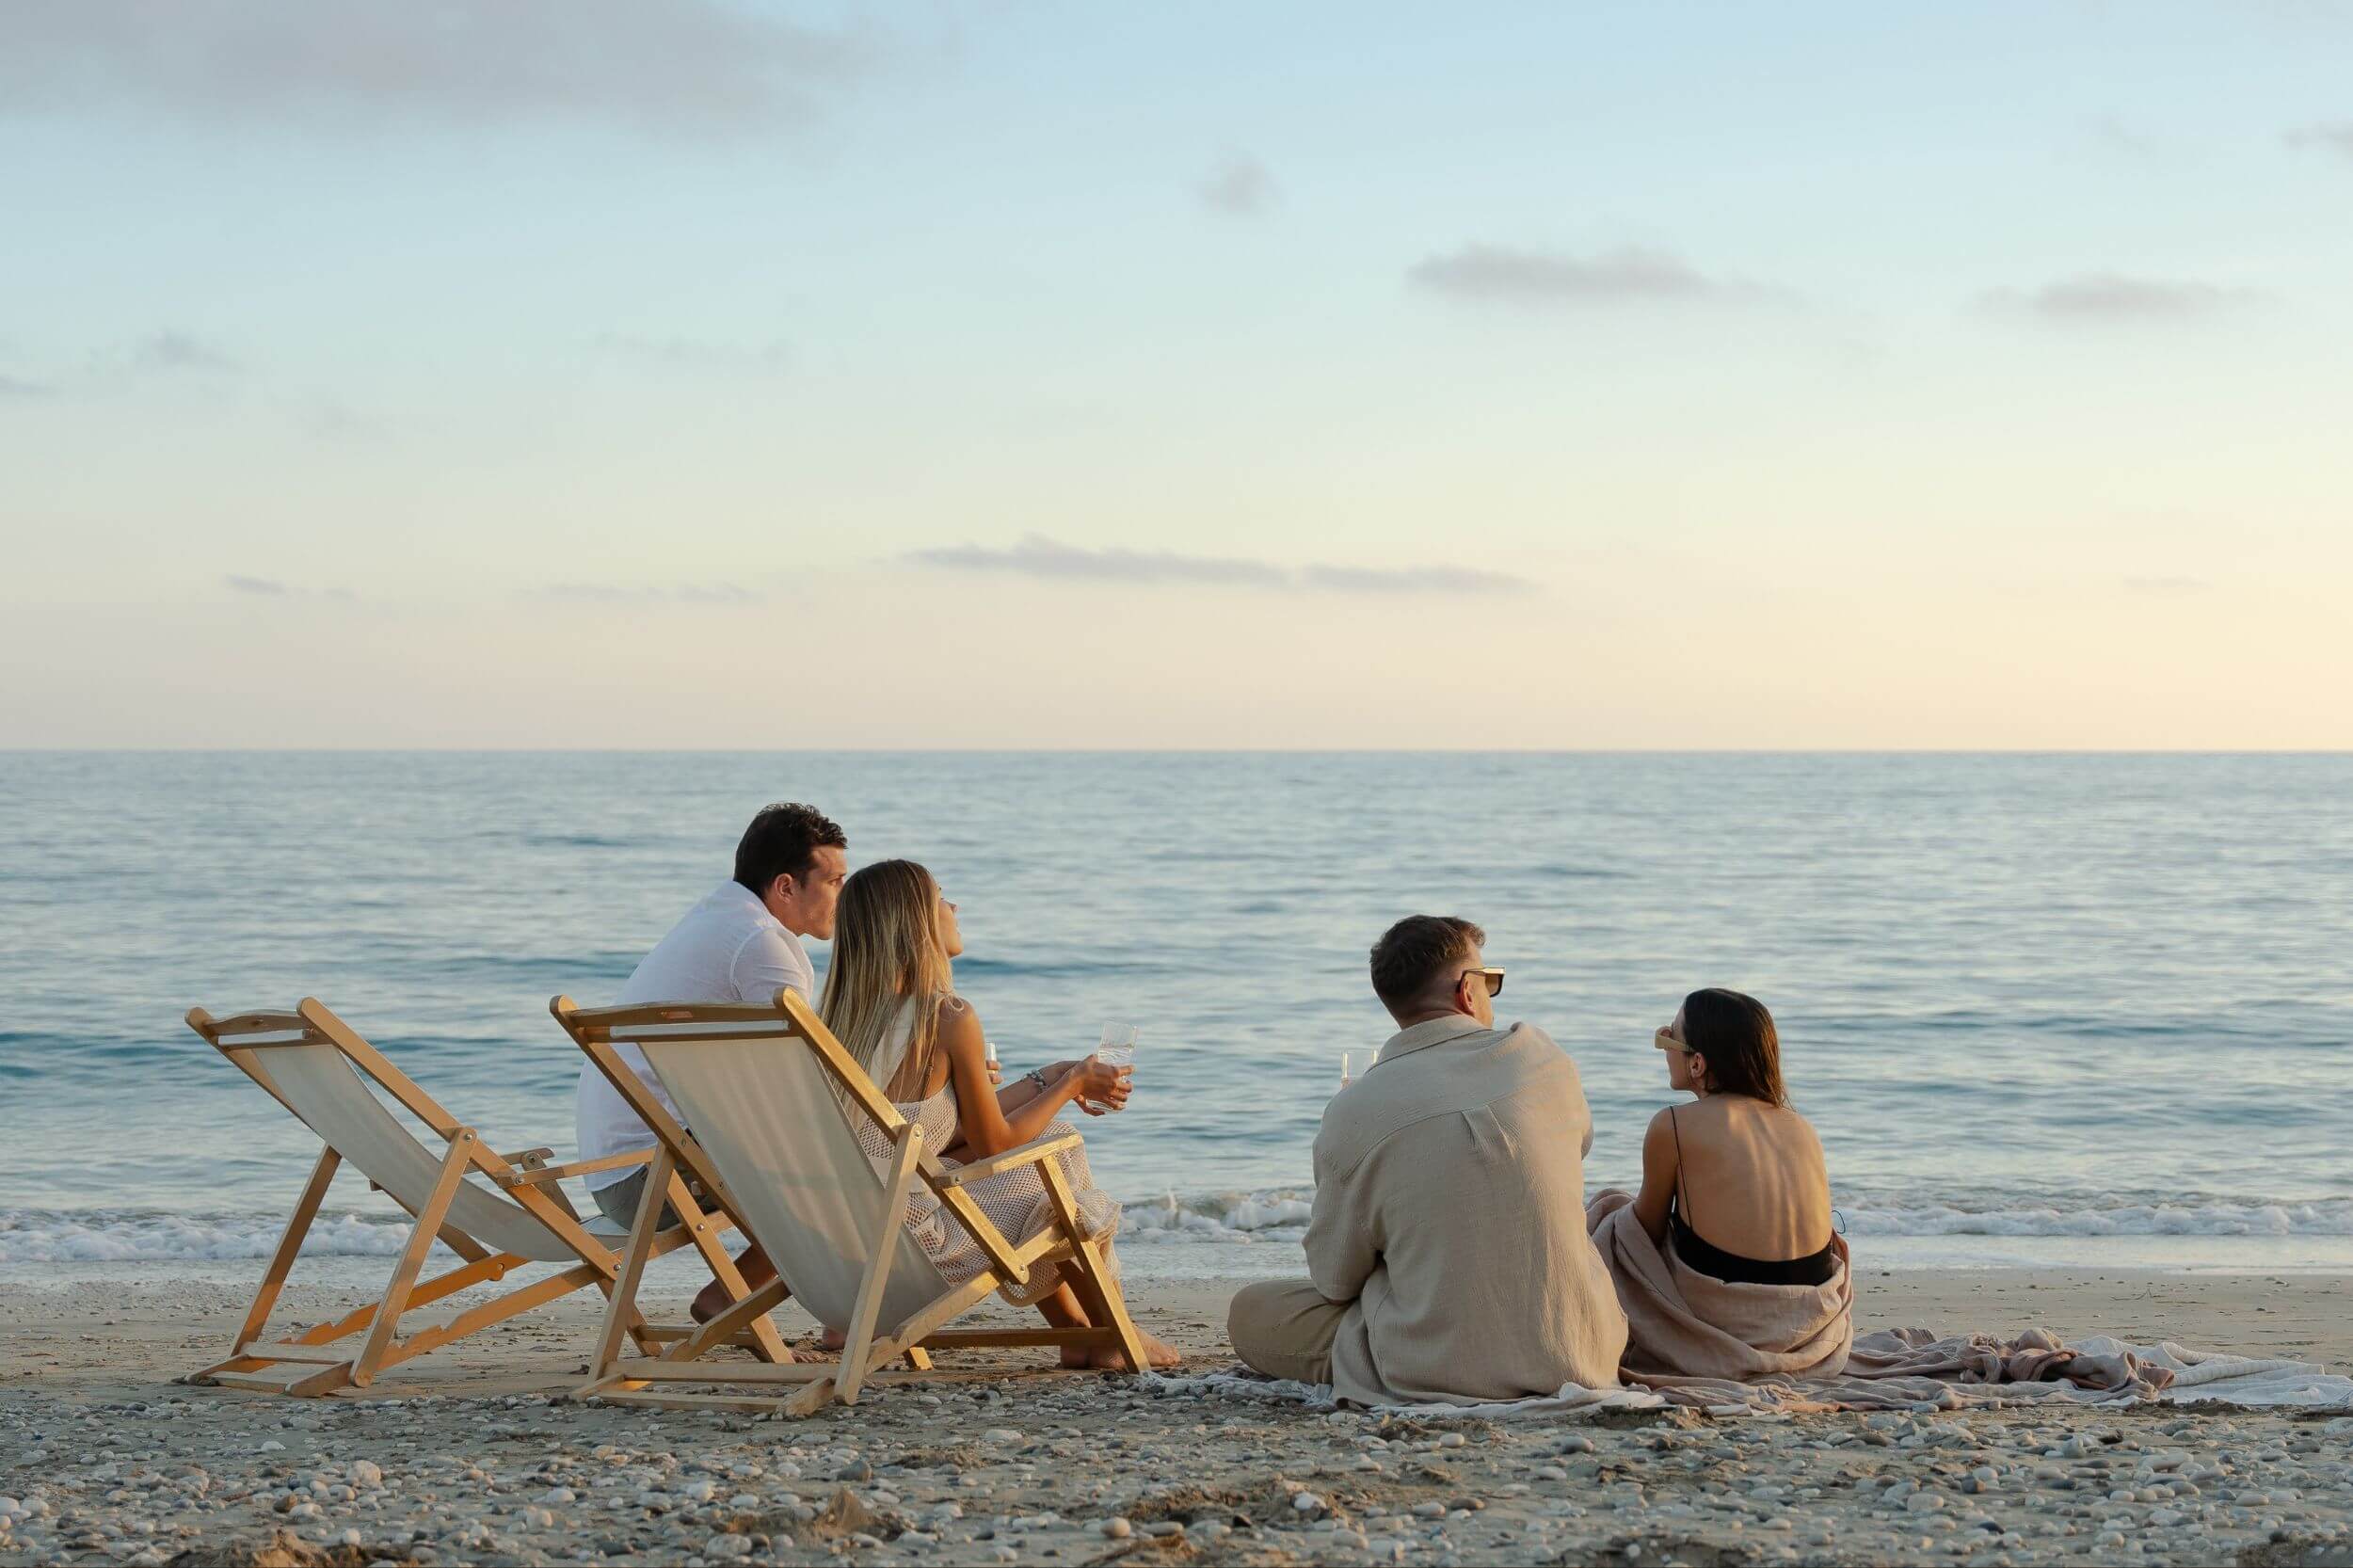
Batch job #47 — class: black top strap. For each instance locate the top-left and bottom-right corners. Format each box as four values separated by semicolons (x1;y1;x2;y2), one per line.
1668;1105;1690;1226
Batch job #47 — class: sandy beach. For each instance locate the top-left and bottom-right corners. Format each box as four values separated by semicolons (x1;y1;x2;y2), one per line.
2;1269;2347;1567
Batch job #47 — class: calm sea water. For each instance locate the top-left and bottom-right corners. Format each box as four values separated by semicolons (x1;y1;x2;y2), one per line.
3;751;2348;1278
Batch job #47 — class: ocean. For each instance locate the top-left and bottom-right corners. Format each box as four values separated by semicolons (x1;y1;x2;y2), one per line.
3;751;2348;1285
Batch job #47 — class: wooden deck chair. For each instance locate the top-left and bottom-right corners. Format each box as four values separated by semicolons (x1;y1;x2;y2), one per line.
553;987;1148;1417
184;998;784;1397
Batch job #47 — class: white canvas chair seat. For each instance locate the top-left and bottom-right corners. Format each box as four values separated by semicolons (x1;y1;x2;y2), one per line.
555;988;1149;1418
652;1033;953;1332
249;1043;580;1264
183;997;784;1398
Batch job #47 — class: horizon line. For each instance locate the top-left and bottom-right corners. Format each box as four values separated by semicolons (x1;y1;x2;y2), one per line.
6;747;2350;758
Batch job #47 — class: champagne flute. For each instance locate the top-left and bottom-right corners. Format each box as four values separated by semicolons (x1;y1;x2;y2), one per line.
1339;1050;1354;1090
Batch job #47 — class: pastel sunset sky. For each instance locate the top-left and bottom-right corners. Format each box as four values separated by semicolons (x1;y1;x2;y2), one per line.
4;1;2350;748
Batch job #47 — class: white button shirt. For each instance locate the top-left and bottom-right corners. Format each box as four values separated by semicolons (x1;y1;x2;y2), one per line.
572;880;817;1191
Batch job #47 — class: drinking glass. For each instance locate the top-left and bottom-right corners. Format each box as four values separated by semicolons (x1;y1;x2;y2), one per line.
1093;1023;1137;1071
1339;1050;1355;1090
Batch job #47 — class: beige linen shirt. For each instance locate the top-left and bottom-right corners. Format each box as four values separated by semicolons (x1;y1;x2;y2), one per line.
1305;1016;1629;1406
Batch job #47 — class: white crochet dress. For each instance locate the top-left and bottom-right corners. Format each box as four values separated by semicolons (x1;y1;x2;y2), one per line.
851;1010;1122;1307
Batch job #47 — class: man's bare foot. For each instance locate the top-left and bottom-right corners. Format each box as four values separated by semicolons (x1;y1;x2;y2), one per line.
690;1279;735;1324
1061;1330;1181;1371
691;1278;809;1358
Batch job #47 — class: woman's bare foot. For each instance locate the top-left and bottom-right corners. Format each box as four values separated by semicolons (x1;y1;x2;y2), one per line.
1062;1330;1181;1370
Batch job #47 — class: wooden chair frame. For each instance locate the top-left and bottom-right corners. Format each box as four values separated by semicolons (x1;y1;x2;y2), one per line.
183;997;775;1397
552;987;1147;1417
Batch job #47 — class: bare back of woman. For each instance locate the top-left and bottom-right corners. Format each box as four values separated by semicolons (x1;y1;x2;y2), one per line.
1634;988;1836;1283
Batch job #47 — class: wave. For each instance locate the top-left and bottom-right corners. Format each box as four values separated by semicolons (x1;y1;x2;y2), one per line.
1117;1192;2353;1245
6;1191;2349;1264
1116;1192;2353;1244
0;1210;422;1264
1119;1191;1314;1244
1835;1198;2353;1239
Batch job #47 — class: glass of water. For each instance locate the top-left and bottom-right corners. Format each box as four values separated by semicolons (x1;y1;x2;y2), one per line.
1094;1023;1137;1071
1339;1050;1355;1089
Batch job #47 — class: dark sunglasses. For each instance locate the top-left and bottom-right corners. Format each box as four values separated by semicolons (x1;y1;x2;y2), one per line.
1461;966;1505;998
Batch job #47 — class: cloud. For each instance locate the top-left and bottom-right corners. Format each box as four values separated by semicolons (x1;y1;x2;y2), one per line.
904;535;1533;596
2285;122;2353;159
131;330;236;372
223;574;356;600
0;0;877;136
595;334;791;376
1197;153;1278;216
2087;114;2160;159
298;398;383;442
1408;245;1773;306
1976;273;2260;324
536;583;763;604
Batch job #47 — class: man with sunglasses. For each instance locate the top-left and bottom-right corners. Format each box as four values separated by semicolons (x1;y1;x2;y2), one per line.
1226;915;1628;1404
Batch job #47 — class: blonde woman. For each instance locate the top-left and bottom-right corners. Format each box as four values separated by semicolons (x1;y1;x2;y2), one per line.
820;859;1180;1369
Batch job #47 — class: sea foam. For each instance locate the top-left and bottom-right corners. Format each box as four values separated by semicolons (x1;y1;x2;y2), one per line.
6;1191;2348;1265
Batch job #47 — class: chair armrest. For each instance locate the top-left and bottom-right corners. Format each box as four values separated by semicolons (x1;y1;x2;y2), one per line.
499;1146;555;1167
934;1130;1082;1189
491;1146;657;1189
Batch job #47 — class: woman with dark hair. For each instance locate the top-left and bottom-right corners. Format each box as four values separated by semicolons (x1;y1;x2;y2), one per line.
1634;988;1836;1284
1587;989;1852;1386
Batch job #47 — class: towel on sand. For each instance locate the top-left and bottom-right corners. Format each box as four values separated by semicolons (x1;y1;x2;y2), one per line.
1159;1195;2353;1416
1586;1187;2179;1411
1585;1187;1857;1390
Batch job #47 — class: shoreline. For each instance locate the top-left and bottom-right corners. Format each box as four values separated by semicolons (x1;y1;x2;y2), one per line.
2;1271;2348;1565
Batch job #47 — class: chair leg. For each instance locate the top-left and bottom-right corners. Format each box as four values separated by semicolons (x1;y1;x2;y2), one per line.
589;1148;674;1382
1038;1158;1147;1372
217;1145;339;1365
835;1122;922;1407
350;1130;476;1387
667;1179;792;1366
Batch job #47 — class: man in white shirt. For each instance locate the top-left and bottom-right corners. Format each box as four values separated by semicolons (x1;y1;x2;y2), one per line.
573;801;848;1325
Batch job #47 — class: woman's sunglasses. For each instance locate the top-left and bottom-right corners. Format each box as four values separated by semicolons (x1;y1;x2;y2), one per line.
1654;1026;1699;1055
1461;966;1506;997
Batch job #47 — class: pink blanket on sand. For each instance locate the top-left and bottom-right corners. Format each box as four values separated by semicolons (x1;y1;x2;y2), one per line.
1586;1189;2175;1412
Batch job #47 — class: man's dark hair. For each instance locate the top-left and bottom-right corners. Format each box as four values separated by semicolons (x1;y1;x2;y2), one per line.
733;803;846;897
1369;915;1486;1012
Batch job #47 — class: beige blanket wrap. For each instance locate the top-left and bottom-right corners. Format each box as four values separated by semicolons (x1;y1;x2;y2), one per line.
1587;1189;2176;1411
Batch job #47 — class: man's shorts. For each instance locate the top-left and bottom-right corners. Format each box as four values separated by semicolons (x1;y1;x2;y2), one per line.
591;1165;681;1232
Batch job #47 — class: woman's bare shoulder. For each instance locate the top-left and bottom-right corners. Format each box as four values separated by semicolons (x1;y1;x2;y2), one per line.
931;993;984;1044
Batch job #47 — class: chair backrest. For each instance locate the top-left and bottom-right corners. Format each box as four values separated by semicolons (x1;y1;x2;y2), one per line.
188;1002;578;1265
557;994;950;1333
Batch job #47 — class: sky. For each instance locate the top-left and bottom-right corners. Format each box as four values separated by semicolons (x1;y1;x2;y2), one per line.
3;0;2350;749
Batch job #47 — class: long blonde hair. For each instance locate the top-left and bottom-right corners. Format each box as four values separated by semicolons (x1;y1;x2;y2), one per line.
820;858;952;1101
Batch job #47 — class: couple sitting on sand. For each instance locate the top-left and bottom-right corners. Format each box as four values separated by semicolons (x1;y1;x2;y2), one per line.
1229;915;1850;1405
572;803;1183;1369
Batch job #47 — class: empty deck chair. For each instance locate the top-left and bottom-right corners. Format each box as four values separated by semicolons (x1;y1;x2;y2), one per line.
554;988;1147;1417
184;997;783;1396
